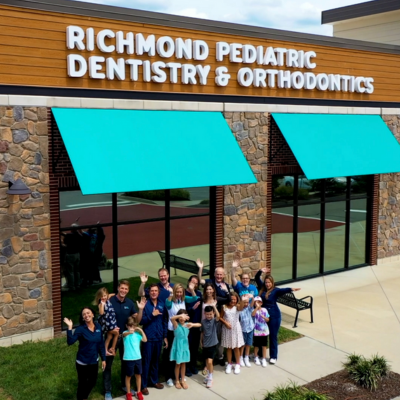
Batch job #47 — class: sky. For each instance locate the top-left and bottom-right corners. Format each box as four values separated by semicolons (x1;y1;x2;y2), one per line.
71;0;368;36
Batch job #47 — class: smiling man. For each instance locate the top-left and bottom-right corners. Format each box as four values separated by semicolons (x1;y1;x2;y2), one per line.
103;280;144;400
138;268;174;302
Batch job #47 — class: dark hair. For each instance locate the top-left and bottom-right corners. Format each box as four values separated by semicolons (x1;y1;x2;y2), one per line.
187;275;199;285
78;307;96;325
204;305;214;313
177;309;188;316
148;283;159;291
203;282;216;302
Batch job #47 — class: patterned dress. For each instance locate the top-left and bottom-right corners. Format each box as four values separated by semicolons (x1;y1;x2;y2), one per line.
221;305;244;349
98;300;118;333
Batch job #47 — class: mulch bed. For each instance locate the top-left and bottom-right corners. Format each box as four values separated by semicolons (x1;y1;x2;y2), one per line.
305;369;400;400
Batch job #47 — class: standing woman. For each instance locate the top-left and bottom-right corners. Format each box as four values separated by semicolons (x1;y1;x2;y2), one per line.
255;272;300;364
64;307;106;400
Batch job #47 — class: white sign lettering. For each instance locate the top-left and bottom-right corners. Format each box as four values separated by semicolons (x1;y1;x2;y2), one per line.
65;25;375;94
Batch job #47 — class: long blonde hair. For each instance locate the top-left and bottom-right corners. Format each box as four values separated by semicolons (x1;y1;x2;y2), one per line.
172;283;185;302
92;287;108;306
259;275;275;299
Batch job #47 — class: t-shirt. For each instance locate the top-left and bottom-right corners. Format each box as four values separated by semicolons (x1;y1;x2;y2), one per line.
109;296;137;332
239;304;255;333
201;318;218;348
234;282;258;297
253;308;270;336
123;331;142;361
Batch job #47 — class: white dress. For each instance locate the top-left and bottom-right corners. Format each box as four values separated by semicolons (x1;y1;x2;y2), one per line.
221;305;244;349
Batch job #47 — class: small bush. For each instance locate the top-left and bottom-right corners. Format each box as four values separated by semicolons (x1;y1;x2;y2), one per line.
274;186;294;199
263;382;331;400
370;354;391;377
343;353;364;368
346;359;379;391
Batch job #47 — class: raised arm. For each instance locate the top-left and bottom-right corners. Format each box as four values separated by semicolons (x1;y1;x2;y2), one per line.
212;304;220;321
231;259;239;287
197;258;206;285
138;272;148;297
64;318;80;345
134;326;148;343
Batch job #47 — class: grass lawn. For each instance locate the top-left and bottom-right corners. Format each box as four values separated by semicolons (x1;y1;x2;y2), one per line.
0;276;303;400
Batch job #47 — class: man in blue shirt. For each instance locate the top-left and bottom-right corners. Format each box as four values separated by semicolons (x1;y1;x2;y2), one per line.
231;260;258;297
103;280;144;400
138;268;174;303
140;283;169;395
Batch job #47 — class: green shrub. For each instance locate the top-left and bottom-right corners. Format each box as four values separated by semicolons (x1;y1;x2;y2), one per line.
124;189;190;201
298;188;309;200
263;382;331;400
346;359;379;391
343;353;364;368
274;186;294;199
370;354;391;377
200;199;209;205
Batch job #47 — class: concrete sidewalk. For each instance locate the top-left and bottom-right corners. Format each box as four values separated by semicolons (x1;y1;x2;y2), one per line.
114;337;346;400
113;261;400;400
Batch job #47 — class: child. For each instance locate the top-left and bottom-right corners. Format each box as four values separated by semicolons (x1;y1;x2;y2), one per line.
123;317;147;400
239;294;255;367
252;296;270;367
93;287;119;355
220;292;245;375
200;304;220;388
170;309;201;389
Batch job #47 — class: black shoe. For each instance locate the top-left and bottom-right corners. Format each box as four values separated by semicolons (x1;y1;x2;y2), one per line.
185;370;193;377
218;357;225;366
192;368;199;375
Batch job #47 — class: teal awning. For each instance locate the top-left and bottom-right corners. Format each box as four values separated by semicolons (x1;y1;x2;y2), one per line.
272;113;400;179
52;109;257;195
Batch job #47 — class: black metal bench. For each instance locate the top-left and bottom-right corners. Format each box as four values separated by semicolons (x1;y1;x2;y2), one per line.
276;292;314;328
157;251;210;276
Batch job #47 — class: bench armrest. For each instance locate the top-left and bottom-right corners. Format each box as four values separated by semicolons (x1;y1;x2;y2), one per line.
298;295;313;303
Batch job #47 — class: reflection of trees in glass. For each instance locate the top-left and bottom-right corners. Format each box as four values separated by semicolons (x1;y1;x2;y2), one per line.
312;178;346;195
274;186;309;200
352;176;369;194
125;189;190;201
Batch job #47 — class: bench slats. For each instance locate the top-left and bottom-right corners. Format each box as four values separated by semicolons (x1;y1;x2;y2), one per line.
158;251;209;276
277;292;314;328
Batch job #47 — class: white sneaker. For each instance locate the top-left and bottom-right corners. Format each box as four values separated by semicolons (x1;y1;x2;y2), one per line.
239;357;245;367
166;378;174;387
203;375;209;384
254;356;261;366
261;358;268;367
244;357;251;367
234;364;241;374
270;358;277;365
225;363;232;374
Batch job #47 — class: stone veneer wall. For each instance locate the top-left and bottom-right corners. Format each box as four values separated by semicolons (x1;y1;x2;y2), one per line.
379;115;400;259
0;106;52;340
223;112;268;281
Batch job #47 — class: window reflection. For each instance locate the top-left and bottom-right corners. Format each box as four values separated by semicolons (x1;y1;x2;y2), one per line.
60;190;112;228
349;198;367;266
118;191;165;222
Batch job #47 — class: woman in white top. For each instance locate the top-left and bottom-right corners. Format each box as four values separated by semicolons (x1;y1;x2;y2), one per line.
163;283;198;387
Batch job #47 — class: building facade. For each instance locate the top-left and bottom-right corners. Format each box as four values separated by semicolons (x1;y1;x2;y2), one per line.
1;0;400;345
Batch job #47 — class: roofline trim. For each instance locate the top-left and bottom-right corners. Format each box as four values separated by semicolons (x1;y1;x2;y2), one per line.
1;0;400;55
322;0;400;25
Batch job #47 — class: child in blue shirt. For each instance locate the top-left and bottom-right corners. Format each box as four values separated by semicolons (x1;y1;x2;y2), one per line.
123;317;147;400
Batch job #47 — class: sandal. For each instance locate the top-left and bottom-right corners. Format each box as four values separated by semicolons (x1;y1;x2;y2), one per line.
175;381;182;389
181;380;188;390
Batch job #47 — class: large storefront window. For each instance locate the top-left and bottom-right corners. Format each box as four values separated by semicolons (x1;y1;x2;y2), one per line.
59;188;212;322
272;175;371;282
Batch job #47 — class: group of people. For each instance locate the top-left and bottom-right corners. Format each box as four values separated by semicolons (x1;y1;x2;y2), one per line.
61;223;105;291
64;260;300;400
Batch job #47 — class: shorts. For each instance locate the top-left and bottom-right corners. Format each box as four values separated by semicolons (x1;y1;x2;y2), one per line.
242;330;254;346
253;335;268;348
125;359;142;377
203;345;217;360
